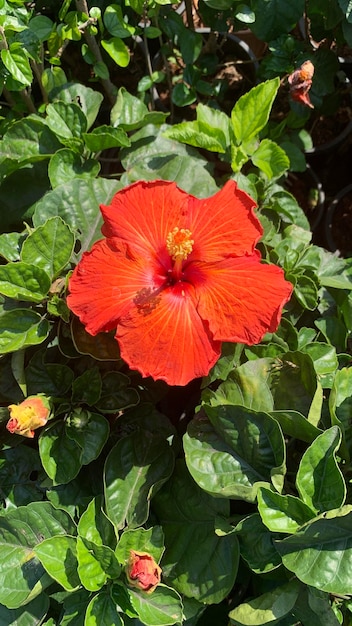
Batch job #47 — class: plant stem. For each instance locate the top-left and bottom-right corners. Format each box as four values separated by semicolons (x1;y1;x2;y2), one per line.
75;0;117;105
184;0;195;30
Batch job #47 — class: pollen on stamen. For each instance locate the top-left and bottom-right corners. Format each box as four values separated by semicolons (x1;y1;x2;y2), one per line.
166;227;194;260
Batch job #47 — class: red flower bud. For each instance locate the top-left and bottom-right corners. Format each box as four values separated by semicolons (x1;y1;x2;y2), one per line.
7;396;50;438
126;550;162;593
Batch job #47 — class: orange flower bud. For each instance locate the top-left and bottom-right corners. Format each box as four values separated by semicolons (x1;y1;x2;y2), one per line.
126;550;162;593
7;396;50;438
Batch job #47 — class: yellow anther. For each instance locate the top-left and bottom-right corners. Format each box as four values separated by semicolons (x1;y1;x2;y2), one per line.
166;227;194;260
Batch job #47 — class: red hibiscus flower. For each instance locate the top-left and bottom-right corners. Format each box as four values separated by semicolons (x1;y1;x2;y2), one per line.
67;180;292;386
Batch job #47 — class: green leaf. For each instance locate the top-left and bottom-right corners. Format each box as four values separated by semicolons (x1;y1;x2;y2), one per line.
0;501;76;608
236;513;281;574
127;585;183;626
273;351;318;415
71;368;102;405
251;0;305;40
60;589;91;626
48;149;100;188
270;409;322;443
66;410;110;465
0;232;25;262
231;78;280;144
34;536;80;591
101;37;130;67
184;405;286;502
0;118;62;170
83;125;131;152
103;4;135;38
294;274;319;310
0;309;49;354
329;367;352;460
163;121;226;153
0;446;46;508
104;430;174;529
26;350;74;397
46;101;88;141
1;44;32;86
275;509;352;595
77;536;119;591
229;580;301;625
153;461;239;604
111;88;168;131
21;217;75;279
251;139;290;179
94;371;139;413
258;487;316;533
296;426;346;513
84;591;124;626
0;262;51;302
115;526;164;566
39;421;82;485
0;593;49;626
78;496;116;548
53;83;104;130
32;177;121;257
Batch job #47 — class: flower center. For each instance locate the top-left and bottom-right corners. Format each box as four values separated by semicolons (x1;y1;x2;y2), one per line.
166;227;193;261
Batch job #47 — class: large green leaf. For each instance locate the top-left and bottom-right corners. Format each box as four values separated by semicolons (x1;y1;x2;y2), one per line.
46;101;87;141
0;502;76;608
236;513;281;574
0;593;49;626
0;117;62;167
258;487;316;533
270;410;322;443
101;37;130;67
32;177;121;257
275;509;352;595
184;405;286;501
39;420;82;485
1;44;32;86
251;139;290;179
21;217;75;279
104;430;174;529
152;461;239;604
66;410;110;466
26;350;74;397
231;78;280;144
127;585;183;626
84;591;124;626
251;0;305;40
329;367;352;460
111;88;168;131
48;149;100;188
0;446;46;508
34;536;80;591
83;125;131;152
0;309;49;354
53;83;104;131
0;262;51;302
273;351;318;416
296;426;346;513
115;526;164;566
229;580;301;625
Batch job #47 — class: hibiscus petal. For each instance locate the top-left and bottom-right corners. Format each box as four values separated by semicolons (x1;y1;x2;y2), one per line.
100;180;189;260
188;180;262;262
116;283;221;386
67;239;163;336
192;256;293;344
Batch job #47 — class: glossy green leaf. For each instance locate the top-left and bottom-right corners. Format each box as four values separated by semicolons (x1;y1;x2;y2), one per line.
111;89;168;131
34;536;80;591
53;83;104;130
251;139;290;179
84;591;124;626
301;342;338;388
0;232;25;262
71;368;102;405
236;513;281;574
273;351;318;415
21;217;75;279
83;125;131;152
103;4;135;38
0;262;51;302
127;585;183;626
101;37;130;67
204;358;275;413
66;411;110;465
60;589;91;626
48;149;100;188
270;409;322;443
39;420;82;485
258;487;316;533
78;496;116;548
294;274;319;310
0;117;62;166
0;501;76;608
0;309;49;354
152;461;239;604
0;592;49;626
46;101;87;140
26;350;74;397
329;367;352;460
163;120;227;153
184;405;286;502
94;371;139;412
251;0;305;40
1;45;32;86
115;527;164;566
231;78;280;144
275;509;352;595
229;580;301;625
292;586;340;626
76;537;108;591
32;177;121;257
0;446;46;508
296;426;346;513
104;430;174;529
